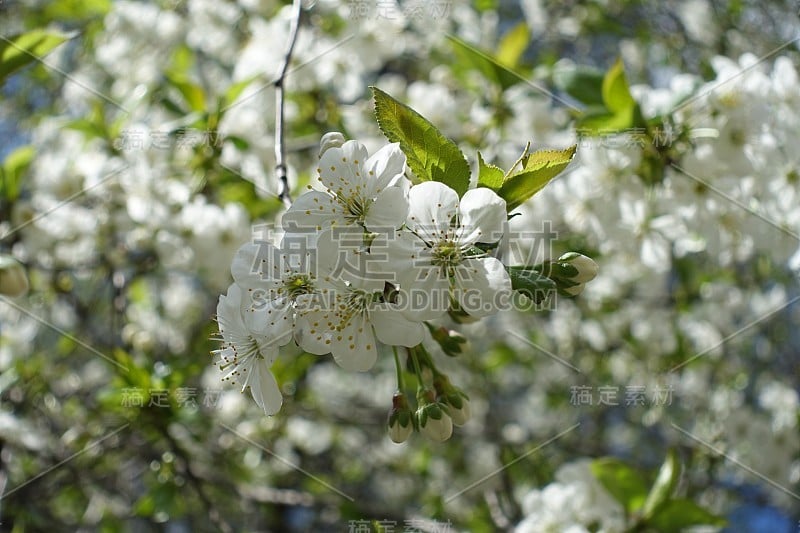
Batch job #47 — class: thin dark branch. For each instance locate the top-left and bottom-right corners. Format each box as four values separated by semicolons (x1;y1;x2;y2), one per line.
161;426;234;533
274;0;303;208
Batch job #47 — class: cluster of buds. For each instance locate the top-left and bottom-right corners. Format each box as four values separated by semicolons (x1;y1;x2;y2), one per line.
387;351;471;443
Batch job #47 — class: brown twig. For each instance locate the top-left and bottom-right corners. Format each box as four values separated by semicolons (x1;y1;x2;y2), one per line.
274;0;303;208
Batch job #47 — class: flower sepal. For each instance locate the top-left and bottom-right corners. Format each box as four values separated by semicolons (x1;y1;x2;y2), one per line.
415;389;453;442
427;324;470;357
433;374;471;426
387;391;414;443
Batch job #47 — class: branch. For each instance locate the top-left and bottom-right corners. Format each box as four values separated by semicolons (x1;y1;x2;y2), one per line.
274;0;303;208
160;426;234;533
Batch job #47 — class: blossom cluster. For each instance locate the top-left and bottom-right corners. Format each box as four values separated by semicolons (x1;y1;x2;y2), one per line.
214;134;527;440
4;0;798;527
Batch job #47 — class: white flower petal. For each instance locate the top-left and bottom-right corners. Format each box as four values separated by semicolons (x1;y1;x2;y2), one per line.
217;283;245;333
330;314;378;371
281;190;340;233
457;187;507;245
316;228;385;291
294;308;334;355
318;140;369;195
364;142;406;195
243;356;283;415
454;257;511;318
371;305;424;347
407;182;459;243
382;230;427;287
243;296;293;346
365;186;409;231
399;264;450;321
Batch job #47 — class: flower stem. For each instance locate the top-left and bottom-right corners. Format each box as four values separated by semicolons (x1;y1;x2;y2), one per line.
393;345;405;391
408;346;424;392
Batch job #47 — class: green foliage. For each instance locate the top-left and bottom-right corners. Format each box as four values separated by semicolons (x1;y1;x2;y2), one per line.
0;29;71;85
497;145;576;211
590;458;649;514
647;499;727;531
496;23;530;69
592;452;725;530
167;75;207;113
478;144;576;211
641;448;680;519
447;34;523;90
0;145;35;201
372;86;471;197
31;0;111;24
574;57;645;135
476;151;504;190
602;58;636;114
552;63;606;106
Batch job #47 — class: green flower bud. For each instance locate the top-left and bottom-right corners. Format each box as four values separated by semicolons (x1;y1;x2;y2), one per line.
444;394;470;426
428;325;470;357
387;391;413;444
433;375;471;427
0;255;29;298
415;389;453;442
558;252;599;284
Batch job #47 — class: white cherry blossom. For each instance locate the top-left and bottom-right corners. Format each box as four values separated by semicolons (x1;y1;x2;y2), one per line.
296;229;425;371
213;283;283;415
385;182;512;320
282;140;410;234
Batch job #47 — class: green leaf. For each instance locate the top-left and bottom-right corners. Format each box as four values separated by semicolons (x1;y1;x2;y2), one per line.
65;118;107;141
496;23;530;68
575;107;635;135
602;58;635;114
552;63;605;106
166;75;206;113
477;152;504;190
39;0;111;23
372;86;470;197
642;449;681;519
507;267;557;304
447;35;521;90
648;499;726;531
225;135;250;151
591;458;649;514
222;76;258;109
473;0;498;10
1;145;35;201
498;145;576;210
0;30;71;85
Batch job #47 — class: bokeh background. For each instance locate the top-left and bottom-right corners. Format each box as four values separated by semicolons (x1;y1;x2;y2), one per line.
1;0;799;531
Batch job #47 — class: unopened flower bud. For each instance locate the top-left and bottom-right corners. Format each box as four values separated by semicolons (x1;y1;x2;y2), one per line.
444;395;471;426
558;252;598;284
433;375;471;426
387;391;413;444
429;325;470;356
561;283;586;296
416;390;453;442
318;132;346;157
0;255;29;298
